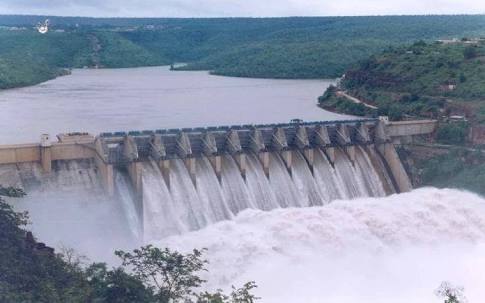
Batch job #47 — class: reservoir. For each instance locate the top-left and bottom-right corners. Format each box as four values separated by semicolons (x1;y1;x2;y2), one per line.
0;66;343;143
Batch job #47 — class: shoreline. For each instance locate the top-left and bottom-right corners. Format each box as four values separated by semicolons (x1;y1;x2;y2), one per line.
0;67;71;92
1;65;336;91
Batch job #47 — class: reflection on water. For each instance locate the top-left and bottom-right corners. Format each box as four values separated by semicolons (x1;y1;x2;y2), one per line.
0;66;348;143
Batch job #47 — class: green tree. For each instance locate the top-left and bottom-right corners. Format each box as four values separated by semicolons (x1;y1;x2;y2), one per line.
85;263;156;303
197;282;259;303
436;122;468;145
115;245;208;302
229;282;260;303
463;45;478;59
115;246;259;303
459;72;467;83
388;104;404;121
435;282;466;303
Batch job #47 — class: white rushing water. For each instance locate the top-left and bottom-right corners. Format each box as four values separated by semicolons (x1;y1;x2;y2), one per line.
140;147;391;242
291;151;324;207
158;188;485;303
245;153;279;211
221;155;254;214
115;172;142;239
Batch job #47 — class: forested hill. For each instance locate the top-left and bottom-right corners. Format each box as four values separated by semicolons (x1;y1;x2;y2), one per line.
319;39;485;123
2;15;485;89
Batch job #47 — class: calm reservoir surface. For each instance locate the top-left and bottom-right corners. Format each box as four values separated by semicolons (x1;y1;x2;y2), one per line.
0;66;346;143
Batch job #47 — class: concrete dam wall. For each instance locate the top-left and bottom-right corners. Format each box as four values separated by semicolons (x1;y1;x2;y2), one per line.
0;119;437;241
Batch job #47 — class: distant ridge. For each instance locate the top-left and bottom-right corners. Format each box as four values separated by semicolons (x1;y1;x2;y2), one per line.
2;15;485;89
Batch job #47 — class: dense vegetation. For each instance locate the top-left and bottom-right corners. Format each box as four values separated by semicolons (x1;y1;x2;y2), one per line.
436;122;469;145
315;36;485;196
0;29;170;89
3;15;485;88
320;39;485;122
0;187;258;302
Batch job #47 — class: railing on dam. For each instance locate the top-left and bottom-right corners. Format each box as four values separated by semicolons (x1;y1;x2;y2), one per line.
98;119;378;138
96;119;381;165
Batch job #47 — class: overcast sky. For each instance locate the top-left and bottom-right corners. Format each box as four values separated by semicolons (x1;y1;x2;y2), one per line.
1;0;485;17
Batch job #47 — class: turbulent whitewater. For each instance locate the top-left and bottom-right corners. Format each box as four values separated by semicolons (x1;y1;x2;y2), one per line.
158;188;485;303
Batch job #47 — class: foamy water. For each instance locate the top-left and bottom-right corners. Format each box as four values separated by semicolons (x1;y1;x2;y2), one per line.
157;188;485;303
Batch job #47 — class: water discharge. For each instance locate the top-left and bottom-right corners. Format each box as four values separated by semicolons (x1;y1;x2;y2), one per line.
291;151;324;206
115;172;142;239
137;147;392;238
313;149;346;201
268;153;304;208
169;159;207;231
141;161;182;240
354;146;387;197
221;155;254;214
196;157;232;223
245;153;279;211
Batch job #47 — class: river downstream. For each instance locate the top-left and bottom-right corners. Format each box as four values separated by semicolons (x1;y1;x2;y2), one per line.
0;66;344;143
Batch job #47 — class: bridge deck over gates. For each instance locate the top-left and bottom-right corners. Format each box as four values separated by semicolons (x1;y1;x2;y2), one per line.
97;119;380;164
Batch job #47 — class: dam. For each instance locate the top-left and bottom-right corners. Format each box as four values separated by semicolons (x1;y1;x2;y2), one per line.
0;118;437;241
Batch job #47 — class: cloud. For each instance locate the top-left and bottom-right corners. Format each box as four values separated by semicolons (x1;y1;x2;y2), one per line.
1;0;485;17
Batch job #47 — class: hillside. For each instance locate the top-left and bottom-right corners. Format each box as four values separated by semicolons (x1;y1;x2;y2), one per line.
0;29;170;89
317;39;485;194
320;39;485;122
3;15;485;88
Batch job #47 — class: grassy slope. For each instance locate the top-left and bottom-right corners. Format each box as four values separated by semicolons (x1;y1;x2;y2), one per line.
319;40;485;122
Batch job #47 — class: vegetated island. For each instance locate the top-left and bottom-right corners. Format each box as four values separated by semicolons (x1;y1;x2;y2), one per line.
2;15;485;89
319;38;485;195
